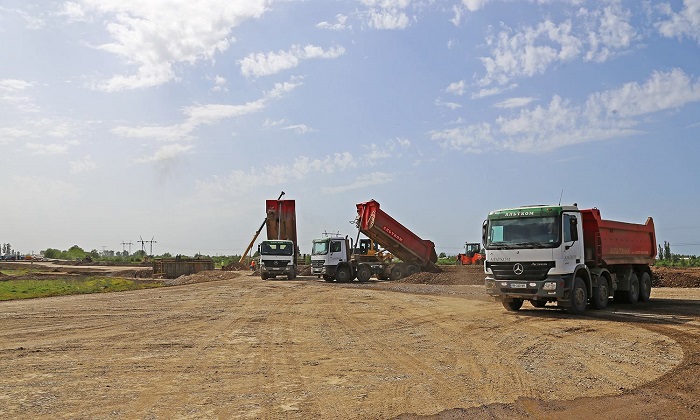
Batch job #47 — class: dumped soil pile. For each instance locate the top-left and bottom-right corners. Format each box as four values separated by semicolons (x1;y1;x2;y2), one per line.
653;266;700;288
397;265;484;285
164;270;243;286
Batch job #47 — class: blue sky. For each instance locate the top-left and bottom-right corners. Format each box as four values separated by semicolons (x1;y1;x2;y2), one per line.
1;0;699;258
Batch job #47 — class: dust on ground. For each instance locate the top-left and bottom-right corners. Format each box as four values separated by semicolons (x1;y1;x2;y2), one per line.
0;262;698;419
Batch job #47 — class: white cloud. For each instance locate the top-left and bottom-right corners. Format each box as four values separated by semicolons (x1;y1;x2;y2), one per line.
358;0;412;30
462;0;490;12
363;138;411;163
26;142;70;155
0;5;45;29
581;2;637;62
114;80;301;141
435;98;462;110
322;172;393;194
283;124;314;134
446;80;466;96
479;19;582;86
478;3;639;86
0;79;38;112
70;1;268;91
70;155;97;174
587;68;700;118
197;152;359;196
430;123;494;154
471;84;518;99
239;45;345;78
494;97;535;108
135;144;194;163
317;14;351;31
435;69;700;153
656;0;700;44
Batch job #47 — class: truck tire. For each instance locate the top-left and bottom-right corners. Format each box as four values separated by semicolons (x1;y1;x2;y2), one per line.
390;266;403;281
356;265;371;283
261;272;269;280
622;273;640;303
287;268;295;280
639;272;652;302
322;274;334;282
502;299;523;311
405;265;419;276
335;266;352;283
567;277;588;314
591;277;609;309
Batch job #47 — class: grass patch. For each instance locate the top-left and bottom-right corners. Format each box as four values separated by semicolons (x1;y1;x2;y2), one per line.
0;276;162;301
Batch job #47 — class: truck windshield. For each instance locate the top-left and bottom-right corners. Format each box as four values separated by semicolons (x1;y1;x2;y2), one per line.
486;216;560;249
260;241;294;256
311;240;329;256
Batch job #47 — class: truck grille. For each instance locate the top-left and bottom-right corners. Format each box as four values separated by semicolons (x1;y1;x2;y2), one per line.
487;261;555;281
262;259;289;267
311;260;324;269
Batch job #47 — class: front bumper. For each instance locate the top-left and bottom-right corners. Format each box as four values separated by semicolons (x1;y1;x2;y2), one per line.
485;274;574;301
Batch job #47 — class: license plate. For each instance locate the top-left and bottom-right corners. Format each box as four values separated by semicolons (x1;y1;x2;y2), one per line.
510;283;526;288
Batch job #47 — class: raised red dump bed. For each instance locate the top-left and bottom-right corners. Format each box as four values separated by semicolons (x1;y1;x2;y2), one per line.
266;199;297;245
356;200;438;269
581;208;656;266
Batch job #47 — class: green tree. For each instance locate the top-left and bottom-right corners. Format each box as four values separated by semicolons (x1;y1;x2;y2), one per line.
664;241;672;261
658;244;663;260
43;248;60;259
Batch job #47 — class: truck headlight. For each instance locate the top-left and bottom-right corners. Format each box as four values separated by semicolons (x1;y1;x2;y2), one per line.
543;282;557;291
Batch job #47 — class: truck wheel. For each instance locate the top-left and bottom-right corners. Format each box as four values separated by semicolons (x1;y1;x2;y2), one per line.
405;265;419;276
390;266;403;281
567;277;588;314
356;265;371;283
261;272;269;280
591;278;609;309
639;272;652;302
335;266;352;283
287;268;295;280
322;274;334;282
502;299;523;311
624;273;640;303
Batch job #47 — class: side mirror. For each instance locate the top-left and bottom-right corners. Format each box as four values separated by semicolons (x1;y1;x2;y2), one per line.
482;220;488;245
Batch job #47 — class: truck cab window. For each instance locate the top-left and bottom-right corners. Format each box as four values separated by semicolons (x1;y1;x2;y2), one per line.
331;241;342;253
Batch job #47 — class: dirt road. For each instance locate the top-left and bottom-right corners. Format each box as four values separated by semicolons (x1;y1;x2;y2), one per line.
1;267;699;419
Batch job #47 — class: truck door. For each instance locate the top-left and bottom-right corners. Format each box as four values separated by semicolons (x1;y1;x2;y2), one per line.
328;239;346;267
560;212;583;269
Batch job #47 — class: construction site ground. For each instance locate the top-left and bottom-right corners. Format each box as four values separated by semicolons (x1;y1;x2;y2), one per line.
1;263;699;419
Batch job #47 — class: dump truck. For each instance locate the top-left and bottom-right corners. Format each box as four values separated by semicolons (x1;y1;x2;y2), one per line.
483;204;656;314
259;198;299;280
311;199;438;282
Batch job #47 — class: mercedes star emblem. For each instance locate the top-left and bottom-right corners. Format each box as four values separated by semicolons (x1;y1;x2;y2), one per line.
513;263;524;275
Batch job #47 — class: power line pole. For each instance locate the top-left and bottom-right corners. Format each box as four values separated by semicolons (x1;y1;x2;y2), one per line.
147;236;157;256
121;241;133;255
138;236;146;254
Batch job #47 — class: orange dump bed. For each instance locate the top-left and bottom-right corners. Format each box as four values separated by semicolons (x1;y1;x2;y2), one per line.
581;208;656;266
356;200;437;269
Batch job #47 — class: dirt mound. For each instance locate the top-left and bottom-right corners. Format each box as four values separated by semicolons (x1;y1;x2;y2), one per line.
164;270;243;286
652;266;700;288
397;265;484;285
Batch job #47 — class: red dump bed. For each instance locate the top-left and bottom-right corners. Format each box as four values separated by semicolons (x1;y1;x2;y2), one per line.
581;208;656;266
266;199;297;245
356;200;438;269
